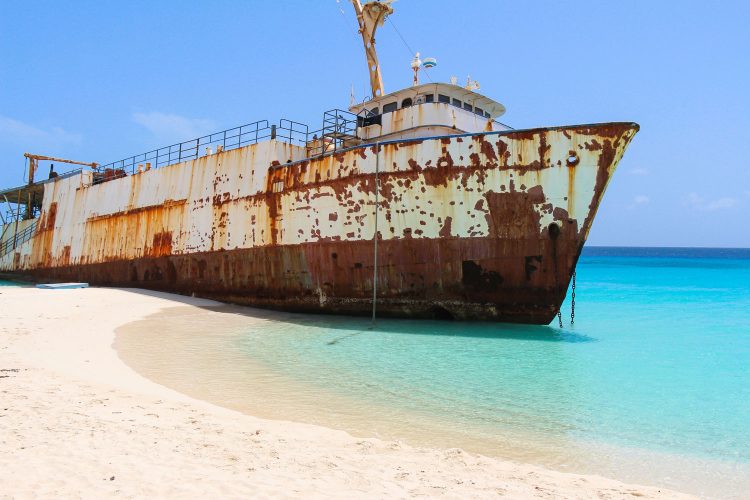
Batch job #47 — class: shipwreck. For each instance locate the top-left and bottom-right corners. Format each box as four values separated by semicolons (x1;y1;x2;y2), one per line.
0;1;638;323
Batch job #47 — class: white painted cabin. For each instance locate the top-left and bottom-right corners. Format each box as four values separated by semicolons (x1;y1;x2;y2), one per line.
349;83;511;142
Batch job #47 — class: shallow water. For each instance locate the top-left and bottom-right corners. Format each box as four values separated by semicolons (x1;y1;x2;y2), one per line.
116;247;750;498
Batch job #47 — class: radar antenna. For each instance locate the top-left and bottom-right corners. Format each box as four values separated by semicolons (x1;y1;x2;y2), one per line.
350;0;394;99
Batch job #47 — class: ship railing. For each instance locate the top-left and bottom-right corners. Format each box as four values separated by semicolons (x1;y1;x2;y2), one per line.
2;206;38;224
273;119;309;146
305;109;360;158
92;119;272;185
90;119;319;186
3;209;17;223
3;211;35;224
0;219;37;257
494;120;514;130
90;111;361;186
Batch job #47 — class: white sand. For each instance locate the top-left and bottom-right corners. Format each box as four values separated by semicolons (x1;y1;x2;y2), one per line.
0;286;692;498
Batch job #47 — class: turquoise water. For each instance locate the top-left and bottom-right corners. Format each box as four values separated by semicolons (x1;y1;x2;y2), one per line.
0;279;20;286
235;247;750;467
117;247;750;496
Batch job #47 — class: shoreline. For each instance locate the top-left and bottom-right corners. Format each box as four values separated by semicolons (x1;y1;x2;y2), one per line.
0;286;691;498
115;304;748;498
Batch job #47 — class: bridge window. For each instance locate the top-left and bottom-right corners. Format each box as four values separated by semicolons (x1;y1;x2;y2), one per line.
383;102;398;113
463;102;473;112
438;94;450;104
358;113;382;127
452;98;462;108
484;111;491;118
401;97;413;108
474;106;484;116
424;94;434;103
367;107;379;116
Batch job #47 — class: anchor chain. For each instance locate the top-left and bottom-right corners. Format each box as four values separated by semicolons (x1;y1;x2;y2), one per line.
570;271;576;325
557;311;563;329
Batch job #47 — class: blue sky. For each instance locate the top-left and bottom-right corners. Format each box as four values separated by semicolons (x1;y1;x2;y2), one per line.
1;0;748;247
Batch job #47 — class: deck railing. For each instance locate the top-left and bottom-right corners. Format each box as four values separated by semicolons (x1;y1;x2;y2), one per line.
93;119;273;183
0;220;37;257
305;109;360;158
91;113;355;185
92;119;316;185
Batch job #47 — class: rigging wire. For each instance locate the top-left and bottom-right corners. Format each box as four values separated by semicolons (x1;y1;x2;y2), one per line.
334;0;352;30
387;17;433;83
387;16;415;56
335;1;366;102
335;1;435;92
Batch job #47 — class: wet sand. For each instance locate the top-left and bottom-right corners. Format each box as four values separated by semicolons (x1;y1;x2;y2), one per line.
0;286;691;498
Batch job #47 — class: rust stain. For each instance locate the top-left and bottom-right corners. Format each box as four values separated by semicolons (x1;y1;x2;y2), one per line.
439;216;452;238
6;122;639;324
148;231;173;257
484;190;542;239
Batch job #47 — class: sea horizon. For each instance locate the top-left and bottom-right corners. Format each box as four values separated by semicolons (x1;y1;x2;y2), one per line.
586;245;750;252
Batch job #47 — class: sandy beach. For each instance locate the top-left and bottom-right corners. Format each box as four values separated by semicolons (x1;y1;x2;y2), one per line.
0;286;691;498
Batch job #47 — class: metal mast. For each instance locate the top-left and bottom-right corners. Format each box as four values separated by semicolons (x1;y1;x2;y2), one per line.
350;0;394;99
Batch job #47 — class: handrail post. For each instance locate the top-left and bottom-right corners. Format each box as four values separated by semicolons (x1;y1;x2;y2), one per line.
12;188;21;250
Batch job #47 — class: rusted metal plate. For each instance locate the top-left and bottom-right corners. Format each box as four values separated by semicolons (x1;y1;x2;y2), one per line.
1;123;638;324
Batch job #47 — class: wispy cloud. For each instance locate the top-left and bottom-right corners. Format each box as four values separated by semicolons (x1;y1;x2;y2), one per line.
628;194;650;209
686;193;703;207
686;193;740;211
133;112;216;144
0;115;82;147
628;167;649;176
705;197;739;211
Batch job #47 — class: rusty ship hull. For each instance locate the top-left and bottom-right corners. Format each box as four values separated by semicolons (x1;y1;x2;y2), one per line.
0;122;638;324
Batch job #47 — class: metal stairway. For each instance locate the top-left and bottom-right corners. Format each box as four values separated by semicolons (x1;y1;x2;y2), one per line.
307;109;361;157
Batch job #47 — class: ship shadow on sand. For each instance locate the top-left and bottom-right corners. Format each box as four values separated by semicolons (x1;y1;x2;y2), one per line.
121;288;595;344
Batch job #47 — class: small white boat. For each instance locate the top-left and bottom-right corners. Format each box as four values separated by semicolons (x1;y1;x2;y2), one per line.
36;283;89;289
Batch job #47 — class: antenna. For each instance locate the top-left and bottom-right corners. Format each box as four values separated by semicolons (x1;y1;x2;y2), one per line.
411;52;421;86
465;75;480;91
412;55;437;86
